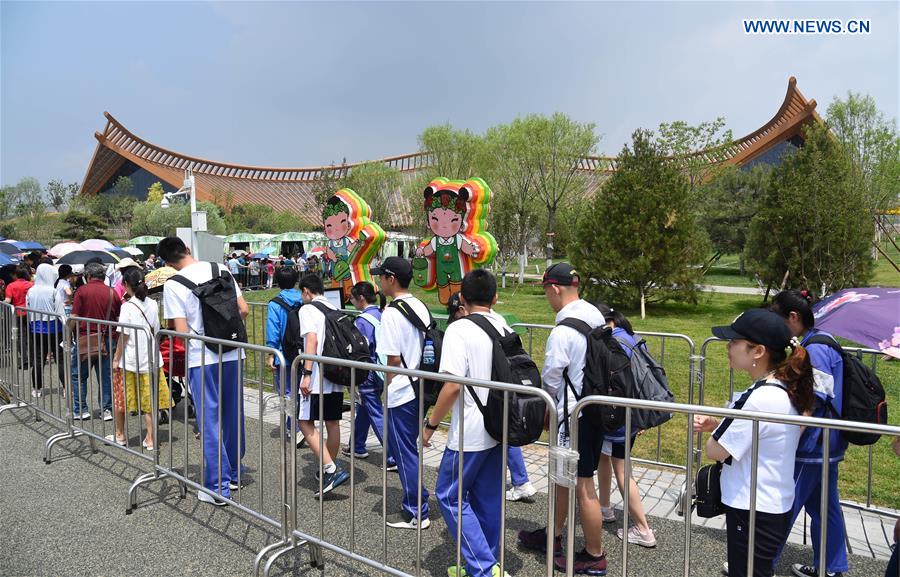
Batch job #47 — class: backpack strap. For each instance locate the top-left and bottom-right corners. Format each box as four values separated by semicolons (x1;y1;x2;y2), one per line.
310;300;335;317
463;312;505;340
555;317;596;439
359;312;381;330
389;298;432;332
270;296;294;312
558;317;592;336
804;334;844;355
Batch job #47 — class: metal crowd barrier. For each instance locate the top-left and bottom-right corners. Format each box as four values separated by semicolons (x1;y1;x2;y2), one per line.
567;394;900;577
698;336;896;518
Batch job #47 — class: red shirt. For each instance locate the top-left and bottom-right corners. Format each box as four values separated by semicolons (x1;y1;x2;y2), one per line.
71;279;121;335
6;279;34;316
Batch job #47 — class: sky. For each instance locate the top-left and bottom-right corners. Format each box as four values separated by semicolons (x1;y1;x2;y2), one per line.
1;1;897;188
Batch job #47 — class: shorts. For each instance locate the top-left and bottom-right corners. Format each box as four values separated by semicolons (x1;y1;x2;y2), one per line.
298;391;343;422
559;417;605;478
601;436;636;460
114;369;173;414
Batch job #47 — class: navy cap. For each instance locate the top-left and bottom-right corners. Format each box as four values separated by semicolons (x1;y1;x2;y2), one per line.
542;262;580;287
370;256;412;281
712;308;792;351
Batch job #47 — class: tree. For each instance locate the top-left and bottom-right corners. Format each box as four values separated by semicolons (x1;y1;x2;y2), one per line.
0;184;21;221
826;92;900;213
13;177;45;218
746;123;874;295
699;165;771;274
146;182;166;204
484;120;542;284
46;179;71;212
572;129;710;317
130;200;226;237
111;175;134;197
656;117;734;194
522;113;598;267
339;161;403;224
57;211;106;241
225;203;307;234
418;124;486;181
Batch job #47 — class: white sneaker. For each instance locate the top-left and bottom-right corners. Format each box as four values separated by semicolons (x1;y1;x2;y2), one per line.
617;525;657;548
385;511;431;529
72;411;92;420
102;409;113;421
31;389;42;398
506;482;537;502
197;490;228;507
722;562;728;575
601;506;616;523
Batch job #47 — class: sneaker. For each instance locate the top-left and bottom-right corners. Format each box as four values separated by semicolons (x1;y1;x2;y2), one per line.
791;565;842;577
553;548;607;575
197;490;228;507
102;409;113;421
72;411;92;420
31;388;42;398
228;478;249;491
601;506;616;523
386;510;431;530
315;468;350;496
296;436;307;449
616;525;657;548
722;562;728;575
341;445;369;459
517;527;562;555
385;461;398;472
506;482;537;502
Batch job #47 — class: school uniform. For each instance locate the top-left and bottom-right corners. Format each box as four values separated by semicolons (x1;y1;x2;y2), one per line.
377;294;431;521
164;262;246;498
436;309;510;577
351;306;394;466
713;378;802;577
296;296;343;422
774;329;849;575
542;299;607;477
265;288;303;431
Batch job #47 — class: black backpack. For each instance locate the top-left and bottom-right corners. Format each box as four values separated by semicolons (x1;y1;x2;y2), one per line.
309;301;370;388
558;319;635;434
464;314;545;447
805;335;888;446
270;297;303;364
170;263;247;353
614;336;675;430
694;462;725;518
389;299;444;408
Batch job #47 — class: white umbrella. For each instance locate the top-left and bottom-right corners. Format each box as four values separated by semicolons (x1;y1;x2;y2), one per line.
122;246;144;256
48;242;84;257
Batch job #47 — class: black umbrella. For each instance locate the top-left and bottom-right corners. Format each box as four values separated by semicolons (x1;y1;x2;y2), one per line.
0;242;22;256
56;250;119;265
108;248;132;260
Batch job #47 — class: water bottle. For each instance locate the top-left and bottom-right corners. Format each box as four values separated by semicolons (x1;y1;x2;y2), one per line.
422;339;435;367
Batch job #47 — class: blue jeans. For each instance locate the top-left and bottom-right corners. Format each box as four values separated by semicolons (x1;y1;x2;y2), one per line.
436;444;503;577
71;343;112;414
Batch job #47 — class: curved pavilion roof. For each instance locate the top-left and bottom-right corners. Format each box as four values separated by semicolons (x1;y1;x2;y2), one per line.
81;77;820;228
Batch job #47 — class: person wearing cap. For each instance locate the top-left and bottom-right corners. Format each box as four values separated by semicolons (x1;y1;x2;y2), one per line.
518;262;609;575
446;291;536;503
693;308;816;577
371;256;432;530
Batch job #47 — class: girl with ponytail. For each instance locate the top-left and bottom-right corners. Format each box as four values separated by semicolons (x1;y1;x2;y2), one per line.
345;282;395;468
693;308;815;577
770;290;850;577
110;267;172;450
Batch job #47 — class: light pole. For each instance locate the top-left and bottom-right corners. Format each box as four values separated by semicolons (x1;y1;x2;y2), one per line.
161;168;205;257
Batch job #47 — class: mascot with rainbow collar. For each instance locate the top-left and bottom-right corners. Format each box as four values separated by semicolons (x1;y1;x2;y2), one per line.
322;188;386;302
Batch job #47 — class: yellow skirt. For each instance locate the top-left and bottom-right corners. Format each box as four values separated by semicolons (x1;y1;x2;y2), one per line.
116;370;173;414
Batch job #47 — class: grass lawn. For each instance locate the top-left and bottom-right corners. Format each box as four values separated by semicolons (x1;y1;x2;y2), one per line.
243;281;899;509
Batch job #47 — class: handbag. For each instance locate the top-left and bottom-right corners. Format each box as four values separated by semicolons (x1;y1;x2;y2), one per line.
77;289;114;362
694;462;725;518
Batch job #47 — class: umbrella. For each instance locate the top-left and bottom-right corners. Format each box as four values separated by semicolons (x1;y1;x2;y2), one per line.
56;250;120;265
11;241;46;251
108;248;132;260
812;287;900;358
48;242;84;257
81;238;115;251
249;252;271;259
0;242;22;256
121;246;144;257
308;246;327;257
0;253;20;266
145;266;177;291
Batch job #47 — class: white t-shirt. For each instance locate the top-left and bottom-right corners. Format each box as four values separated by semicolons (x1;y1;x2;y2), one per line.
377;294;431;409
713;378;801;514
298;296;338;394
541;299;606;446
439;310;511;452
117;297;163;373
163;261;245;368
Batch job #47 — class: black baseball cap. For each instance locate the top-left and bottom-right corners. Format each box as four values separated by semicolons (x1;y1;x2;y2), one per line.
446;291;463;317
370;256;412;281
712;308;792;351
542;262;580;287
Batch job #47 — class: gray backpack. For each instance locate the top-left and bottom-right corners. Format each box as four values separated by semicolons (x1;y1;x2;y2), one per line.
615;336;675;430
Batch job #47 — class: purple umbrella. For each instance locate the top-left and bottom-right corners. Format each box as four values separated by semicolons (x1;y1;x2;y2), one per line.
812;287;900;358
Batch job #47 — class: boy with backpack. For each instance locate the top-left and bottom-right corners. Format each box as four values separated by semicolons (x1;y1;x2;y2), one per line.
371;256;432;530
159;236;249;506
295;273;350;495
423;269;512;577
518;262;608;575
265;266;306;447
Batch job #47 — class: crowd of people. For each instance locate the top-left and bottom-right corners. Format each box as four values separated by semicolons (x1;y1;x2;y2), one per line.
1;240;896;577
